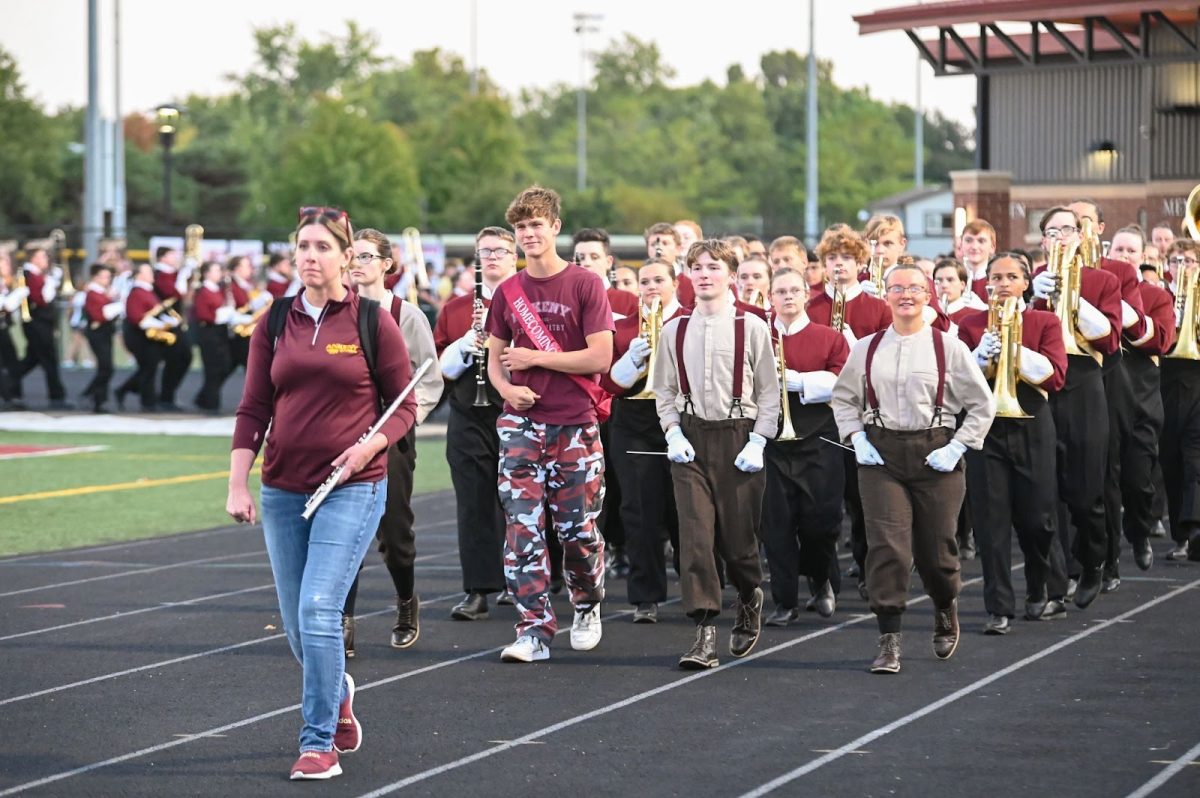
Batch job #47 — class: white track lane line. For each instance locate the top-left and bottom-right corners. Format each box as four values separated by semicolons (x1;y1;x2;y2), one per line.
0;601;672;797
1125;738;1200;798
0;549;460;643
0;490;455;564
736;577;1200;798
0;590;467;708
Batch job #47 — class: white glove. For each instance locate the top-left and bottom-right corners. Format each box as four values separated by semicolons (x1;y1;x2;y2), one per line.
458;327;483;361
973;330;1001;368
610;345;648;389
626;336;652;367
859;280;879;297
249;293;272;311
665;426;695;464
851;431;885;466
734;432;767;473
1032;271;1057;300
925;439;967;472
784;368;804;393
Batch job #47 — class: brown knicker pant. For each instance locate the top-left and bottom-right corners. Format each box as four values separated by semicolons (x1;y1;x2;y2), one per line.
858;426;963;633
671;414;764;619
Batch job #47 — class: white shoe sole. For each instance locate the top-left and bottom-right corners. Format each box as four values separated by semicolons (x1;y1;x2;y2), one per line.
500;644;550;663
291;763;343;780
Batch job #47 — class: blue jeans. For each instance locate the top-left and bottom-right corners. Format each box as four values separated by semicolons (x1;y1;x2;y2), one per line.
261;480;387;752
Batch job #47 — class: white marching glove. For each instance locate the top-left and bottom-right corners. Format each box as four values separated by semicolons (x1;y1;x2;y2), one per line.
859;280;880;297
784;368;804;393
457;327;483;361
973;330;1001;368
249;292;272;311
610;344;649;389
734;432;767;473
851;431;885;466
626;336;652;367
1032;271;1057;300
665;426;695;464
925;439;967;472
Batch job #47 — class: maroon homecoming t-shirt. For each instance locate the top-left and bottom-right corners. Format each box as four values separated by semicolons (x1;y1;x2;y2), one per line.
486;263;615;426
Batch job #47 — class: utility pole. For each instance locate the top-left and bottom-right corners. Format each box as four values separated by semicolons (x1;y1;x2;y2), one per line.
83;0;103;263
915;56;925;188
803;0;818;246
574;12;602;193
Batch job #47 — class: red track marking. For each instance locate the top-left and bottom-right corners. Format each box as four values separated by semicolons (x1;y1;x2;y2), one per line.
0;445;107;461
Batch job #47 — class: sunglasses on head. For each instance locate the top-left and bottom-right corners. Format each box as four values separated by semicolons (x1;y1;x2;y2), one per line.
297;206;352;242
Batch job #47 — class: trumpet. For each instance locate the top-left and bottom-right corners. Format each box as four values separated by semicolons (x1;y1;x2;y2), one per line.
829;278;846;332
775;329;799;440
628;296;662;400
184;224;204;291
1079;218;1101;269
986;294;1031;418
402;227;430;305
1046;238;1099;363
867;240;885;296
471;260;490;407
146;327;178;346
49;229;75;297
16;268;32;323
743;287;769;311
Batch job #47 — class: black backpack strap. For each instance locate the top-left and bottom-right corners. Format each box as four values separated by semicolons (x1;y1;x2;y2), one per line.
357;298;386;414
266;293;300;349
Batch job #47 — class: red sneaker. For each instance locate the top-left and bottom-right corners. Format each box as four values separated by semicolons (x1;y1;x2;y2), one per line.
333;672;362;753
290;750;341;780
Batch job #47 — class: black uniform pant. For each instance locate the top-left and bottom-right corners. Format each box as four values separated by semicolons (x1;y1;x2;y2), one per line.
1048;357;1108;592
447;402;506;594
17;313;65;401
597;420;625;550
609;399;679;605
1115;351;1164;552
761;432;845;610
966;405;1058;618
159;333;191;404
117;324;161;410
0;326;20;402
194;324;233;411
1160;361;1200;543
344;431;418;615
230;334;250;371
82;326;114;408
671;415;763;619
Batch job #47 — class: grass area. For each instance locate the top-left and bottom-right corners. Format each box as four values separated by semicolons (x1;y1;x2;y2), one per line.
0;430;452;557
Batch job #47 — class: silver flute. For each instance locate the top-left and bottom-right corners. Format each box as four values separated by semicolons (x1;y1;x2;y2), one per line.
301;357;434;520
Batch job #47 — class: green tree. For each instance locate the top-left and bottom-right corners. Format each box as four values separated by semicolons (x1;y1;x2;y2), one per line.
0;48;67;227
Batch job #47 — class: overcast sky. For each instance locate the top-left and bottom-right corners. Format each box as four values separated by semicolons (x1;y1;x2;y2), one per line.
2;0;978;128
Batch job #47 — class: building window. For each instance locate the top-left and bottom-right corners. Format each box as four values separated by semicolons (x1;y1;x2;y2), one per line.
925;211;953;236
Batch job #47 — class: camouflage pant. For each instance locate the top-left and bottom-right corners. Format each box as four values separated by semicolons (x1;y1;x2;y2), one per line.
497;414;606;643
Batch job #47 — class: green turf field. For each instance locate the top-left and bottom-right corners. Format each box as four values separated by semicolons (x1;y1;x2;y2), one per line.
0;430;452;557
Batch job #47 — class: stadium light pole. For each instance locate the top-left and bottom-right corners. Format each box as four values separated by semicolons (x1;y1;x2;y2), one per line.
156;105;179;225
574;12;602;193
804;0;818;246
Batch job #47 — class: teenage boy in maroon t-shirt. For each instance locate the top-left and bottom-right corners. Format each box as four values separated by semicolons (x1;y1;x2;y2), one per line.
485;186;615;663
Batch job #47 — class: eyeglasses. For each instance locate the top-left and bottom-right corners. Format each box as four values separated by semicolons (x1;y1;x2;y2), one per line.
476;248;513;259
353;253;385;265
1043;225;1079;240
297;206;352;242
1169;256;1199;267
886;285;929;296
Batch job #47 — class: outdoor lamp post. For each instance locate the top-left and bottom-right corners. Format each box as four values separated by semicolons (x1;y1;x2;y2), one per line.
155;104;179;225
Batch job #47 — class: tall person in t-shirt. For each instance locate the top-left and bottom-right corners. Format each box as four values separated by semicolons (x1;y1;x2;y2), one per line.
485;186;616;663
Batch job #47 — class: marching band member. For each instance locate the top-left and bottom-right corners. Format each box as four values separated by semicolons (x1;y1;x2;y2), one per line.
14;245;69;409
192;261;250;415
228;206;417;781
832;262;994;674
604;258;686;623
573;228;636;578
647;222;692;307
736;255;772;311
0;250;28;408
651;239;779;669
934;259;987;324
958;252;1067;633
861;214;907;282
435;227;517;620
1107;224;1175;572
613;265;639;295
807;229;892;598
228;254;271;372
485;186;614;663
151;246;193;412
768;236;808;274
744;234;768;259
1068;200;1150;592
80;263;123;413
674;220;702;254
1160;239;1200;562
265;252;301;299
761;267;849;626
959;219;998;303
1030;207;1123;613
115;263;173;412
341;229;443;654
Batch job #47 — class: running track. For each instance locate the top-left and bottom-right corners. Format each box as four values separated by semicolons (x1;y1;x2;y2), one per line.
1;490;1198;797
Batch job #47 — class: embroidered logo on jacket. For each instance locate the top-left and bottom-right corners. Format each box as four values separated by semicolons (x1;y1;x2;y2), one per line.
326;343;361;355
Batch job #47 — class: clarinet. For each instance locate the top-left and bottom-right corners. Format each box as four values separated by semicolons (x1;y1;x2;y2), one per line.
302;358;434;520
472;261;489;407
